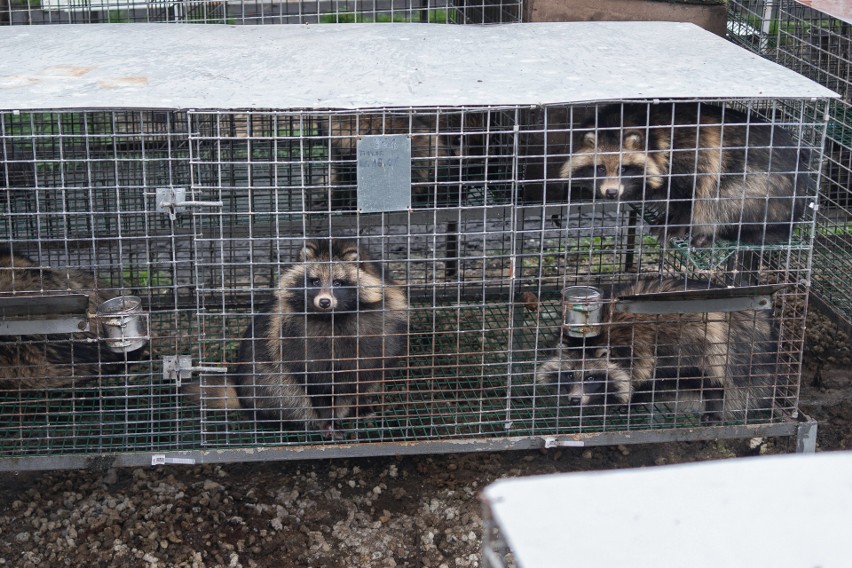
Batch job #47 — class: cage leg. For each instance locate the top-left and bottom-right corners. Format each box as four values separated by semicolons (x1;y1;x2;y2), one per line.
795;415;818;454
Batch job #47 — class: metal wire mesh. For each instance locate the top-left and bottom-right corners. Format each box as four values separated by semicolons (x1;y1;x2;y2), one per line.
0;99;827;469
727;0;852;328
0;0;521;25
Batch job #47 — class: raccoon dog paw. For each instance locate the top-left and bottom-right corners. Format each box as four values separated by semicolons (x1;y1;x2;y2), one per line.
321;423;346;440
689;234;714;248
700;411;724;425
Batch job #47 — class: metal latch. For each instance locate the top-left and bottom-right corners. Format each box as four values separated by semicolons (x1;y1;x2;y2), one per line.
156;187;224;220
163;355;227;387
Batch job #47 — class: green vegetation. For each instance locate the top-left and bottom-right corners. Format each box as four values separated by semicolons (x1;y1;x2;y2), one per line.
814;222;852;238
105;9;130;23
792;223;852;240
732;13;840;50
319;8;452;24
122;269;172;289
520;234;663;277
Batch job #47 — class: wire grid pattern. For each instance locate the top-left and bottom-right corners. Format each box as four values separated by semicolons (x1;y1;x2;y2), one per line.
0;100;825;467
0;0;521;25
727;0;852;327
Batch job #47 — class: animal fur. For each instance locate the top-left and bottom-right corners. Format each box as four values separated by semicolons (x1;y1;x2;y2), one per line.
0;247;142;390
536;278;778;422
1;142;34;190
204;239;408;433
559;103;810;247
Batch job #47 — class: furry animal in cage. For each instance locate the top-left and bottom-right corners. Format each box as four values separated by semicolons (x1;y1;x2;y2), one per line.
217;239;409;434
0;142;35;190
559;103;810;247
0;247;144;390
535;278;778;422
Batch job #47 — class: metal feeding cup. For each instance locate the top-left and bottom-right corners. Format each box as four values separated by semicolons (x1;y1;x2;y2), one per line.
562;286;604;338
96;295;149;353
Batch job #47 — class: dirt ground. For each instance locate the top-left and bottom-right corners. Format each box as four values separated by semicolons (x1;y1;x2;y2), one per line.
0;309;850;568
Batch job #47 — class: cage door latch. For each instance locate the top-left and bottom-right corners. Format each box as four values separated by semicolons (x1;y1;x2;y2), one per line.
156;187;224;220
163;355;227;387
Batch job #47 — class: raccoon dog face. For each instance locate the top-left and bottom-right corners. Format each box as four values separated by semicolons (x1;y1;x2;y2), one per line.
553;367;610;406
283;239;384;315
562;130;664;201
536;349;631;407
560;106;668;200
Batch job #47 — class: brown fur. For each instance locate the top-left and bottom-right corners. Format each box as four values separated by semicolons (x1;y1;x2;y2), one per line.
560;103;810;246
536;278;779;422
194;239;409;434
0;248;140;390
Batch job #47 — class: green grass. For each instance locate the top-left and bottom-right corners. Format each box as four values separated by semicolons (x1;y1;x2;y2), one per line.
732;13;841;50
122;269;173;289
519;234;663;278
319;8;453;24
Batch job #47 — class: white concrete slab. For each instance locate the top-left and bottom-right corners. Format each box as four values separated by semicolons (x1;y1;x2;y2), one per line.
483;452;852;568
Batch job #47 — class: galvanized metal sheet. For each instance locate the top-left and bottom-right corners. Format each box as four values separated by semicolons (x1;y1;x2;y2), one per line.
0;22;838;111
0;294;89;317
0;317;88;335
0;418;806;471
357;135;412;213
0;295;90;334
613;283;786;313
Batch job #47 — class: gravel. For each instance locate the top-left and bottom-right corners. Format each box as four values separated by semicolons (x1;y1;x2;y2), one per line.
1;309;850;568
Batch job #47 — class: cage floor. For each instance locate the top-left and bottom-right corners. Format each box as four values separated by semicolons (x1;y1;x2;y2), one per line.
2;381;782;455
0;299;796;459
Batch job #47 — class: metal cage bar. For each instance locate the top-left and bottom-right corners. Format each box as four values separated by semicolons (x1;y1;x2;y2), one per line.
0;97;829;470
0;0;522;25
727;0;852;329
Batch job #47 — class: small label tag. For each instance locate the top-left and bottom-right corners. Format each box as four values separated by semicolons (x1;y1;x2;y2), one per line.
356;134;412;213
152;454;196;466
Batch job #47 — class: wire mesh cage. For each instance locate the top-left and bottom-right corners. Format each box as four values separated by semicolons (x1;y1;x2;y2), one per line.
727;0;852;328
0;99;828;468
0;0;521;25
0;22;835;469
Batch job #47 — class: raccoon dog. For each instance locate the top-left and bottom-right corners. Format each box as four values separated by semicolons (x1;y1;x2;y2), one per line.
0;247;143;390
229;239;408;433
536;279;778;422
559;103;810;247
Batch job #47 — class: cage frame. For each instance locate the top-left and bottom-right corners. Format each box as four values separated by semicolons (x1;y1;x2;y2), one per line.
727;0;852;331
0;21;836;471
0;0;523;26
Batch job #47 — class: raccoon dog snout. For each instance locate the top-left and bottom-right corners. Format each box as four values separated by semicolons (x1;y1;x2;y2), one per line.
314;292;336;311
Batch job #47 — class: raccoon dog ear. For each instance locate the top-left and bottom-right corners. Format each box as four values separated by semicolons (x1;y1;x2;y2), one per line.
594;347;610;359
581;131;597;147
299;241;320;262
339;248;360;262
623;130;644;150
